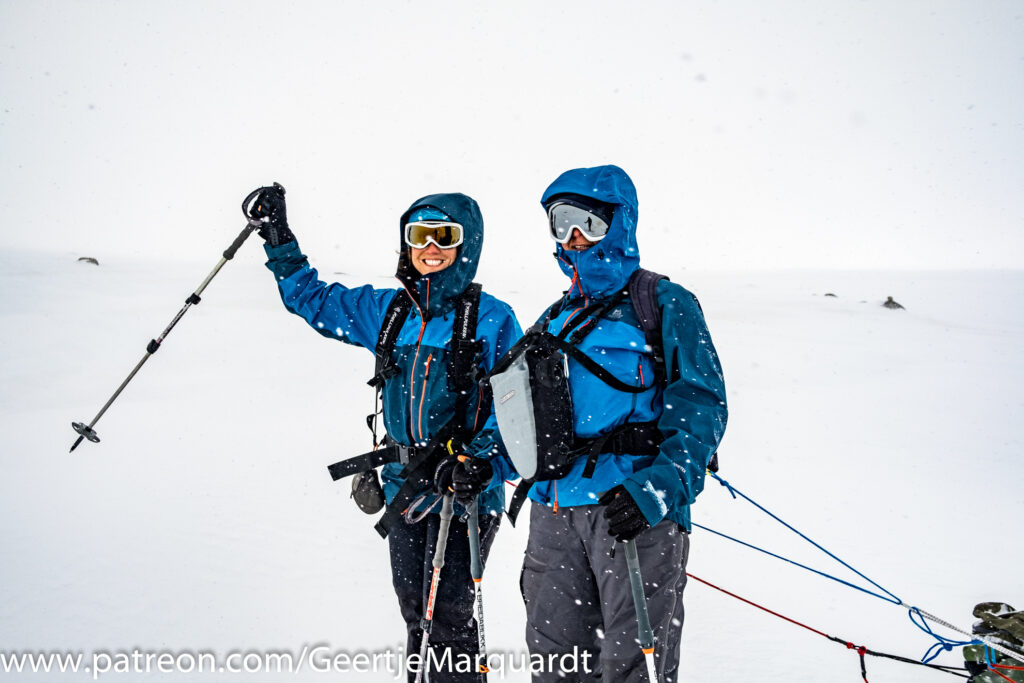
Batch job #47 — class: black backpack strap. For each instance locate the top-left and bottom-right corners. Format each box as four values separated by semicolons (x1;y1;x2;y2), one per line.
627;268;668;379
558;289;629;345
577;421;663;478
447;283;483;395
368;290;413;389
372;428;454;538
326;444;411;481
545;336;657;394
505;480;534;526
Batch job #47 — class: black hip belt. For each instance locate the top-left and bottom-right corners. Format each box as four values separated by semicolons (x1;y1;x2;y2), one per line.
506;421;663;525
326;433;451;539
327;441;417;481
574;421;663;478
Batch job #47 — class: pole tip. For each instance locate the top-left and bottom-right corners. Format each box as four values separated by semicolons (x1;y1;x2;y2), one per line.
70;422;100;452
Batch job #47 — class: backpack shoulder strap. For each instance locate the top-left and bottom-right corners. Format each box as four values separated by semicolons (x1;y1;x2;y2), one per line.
448;283;487;440
628;268;667;337
367;290;413;389
448;282;483;395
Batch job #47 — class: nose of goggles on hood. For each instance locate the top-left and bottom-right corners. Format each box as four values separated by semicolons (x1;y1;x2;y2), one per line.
404;220;465;249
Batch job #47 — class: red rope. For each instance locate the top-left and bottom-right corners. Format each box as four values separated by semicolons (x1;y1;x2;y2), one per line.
989;667;1016;682
685;572;970;681
686;572;831;639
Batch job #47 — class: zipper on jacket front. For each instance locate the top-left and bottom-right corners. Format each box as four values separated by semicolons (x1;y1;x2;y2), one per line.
416;354;433;442
399;277;428;445
407;320;427;443
627;358;642;419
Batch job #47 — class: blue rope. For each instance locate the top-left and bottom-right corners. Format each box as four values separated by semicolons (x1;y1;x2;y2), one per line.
691;522;902;605
984;644;1011;668
714;473;738;499
906;608;978;663
705;471;997;667
705;472;902;605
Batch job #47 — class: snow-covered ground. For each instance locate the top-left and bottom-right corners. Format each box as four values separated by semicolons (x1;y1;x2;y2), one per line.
1;245;1021;681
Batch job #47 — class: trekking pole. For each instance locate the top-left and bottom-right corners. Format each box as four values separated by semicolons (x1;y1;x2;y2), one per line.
466;495;489;681
68;184;280;452
415;493;455;683
623;538;659;683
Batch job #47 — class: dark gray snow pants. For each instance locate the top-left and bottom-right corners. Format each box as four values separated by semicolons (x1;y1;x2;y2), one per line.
521;503;690;682
389;511;500;683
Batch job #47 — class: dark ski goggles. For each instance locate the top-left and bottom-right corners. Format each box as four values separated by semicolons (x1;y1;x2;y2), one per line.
404;221;464;249
547;202;611;244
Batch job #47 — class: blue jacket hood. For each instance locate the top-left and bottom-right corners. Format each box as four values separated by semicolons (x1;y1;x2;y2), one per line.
540;165;640;299
397;192;483;319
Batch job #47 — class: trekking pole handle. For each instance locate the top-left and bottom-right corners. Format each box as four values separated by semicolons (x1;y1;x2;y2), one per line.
434;494;455;569
229;182;285;260
467;497;483;580
223;221;260;260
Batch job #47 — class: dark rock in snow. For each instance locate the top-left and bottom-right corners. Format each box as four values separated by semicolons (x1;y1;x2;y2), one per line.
77;257;99;265
824;293;837;298
883;296;904;310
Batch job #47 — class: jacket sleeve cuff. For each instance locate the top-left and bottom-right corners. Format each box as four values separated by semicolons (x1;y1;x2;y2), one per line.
263;239;305;280
263;239;300;259
622;477;669;526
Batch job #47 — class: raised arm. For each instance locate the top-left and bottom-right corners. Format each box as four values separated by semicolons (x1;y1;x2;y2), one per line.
251;184;396;350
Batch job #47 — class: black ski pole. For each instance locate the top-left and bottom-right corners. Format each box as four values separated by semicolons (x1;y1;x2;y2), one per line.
623;538;659;682
465;494;489;681
415;493;455;683
69;184;281;452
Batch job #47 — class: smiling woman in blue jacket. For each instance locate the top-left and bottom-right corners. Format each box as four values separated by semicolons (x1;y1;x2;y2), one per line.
513;165;728;683
248;185;521;683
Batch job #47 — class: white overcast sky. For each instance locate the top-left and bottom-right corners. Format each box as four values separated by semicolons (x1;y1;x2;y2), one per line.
2;0;1022;270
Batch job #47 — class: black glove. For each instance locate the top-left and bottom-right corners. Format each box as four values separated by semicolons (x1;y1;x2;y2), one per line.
433;454;460;496
250;185;295;247
599;485;651;542
451;456;493;507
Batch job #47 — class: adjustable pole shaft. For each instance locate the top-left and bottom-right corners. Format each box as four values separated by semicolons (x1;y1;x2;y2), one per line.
415;494;455;683
69;219;261;452
623;538;659;683
466;497;489;680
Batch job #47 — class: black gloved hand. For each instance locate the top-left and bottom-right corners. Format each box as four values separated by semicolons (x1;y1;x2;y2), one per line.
452;456;493;507
250;185;295;247
599;485;651;542
433;454;460;496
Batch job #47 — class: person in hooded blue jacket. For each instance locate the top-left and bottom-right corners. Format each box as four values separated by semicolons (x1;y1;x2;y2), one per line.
514;165;728;682
247;185;521;682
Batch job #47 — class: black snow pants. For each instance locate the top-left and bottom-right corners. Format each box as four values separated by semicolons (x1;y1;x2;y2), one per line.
389;509;500;683
521;503;689;682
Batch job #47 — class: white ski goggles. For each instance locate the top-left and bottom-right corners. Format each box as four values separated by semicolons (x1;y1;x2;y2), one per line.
404;221;464;249
547;202;611;244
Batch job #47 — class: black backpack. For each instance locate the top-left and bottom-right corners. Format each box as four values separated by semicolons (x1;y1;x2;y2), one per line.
327;283;485;538
493;268;679;523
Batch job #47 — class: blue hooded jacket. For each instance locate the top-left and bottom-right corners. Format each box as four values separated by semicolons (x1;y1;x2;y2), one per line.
262;192;522;516
527;165;728;530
